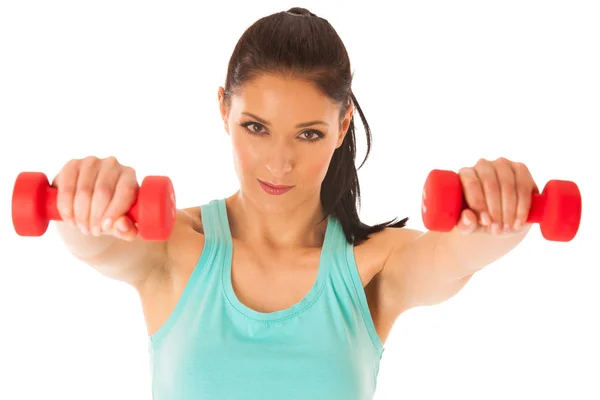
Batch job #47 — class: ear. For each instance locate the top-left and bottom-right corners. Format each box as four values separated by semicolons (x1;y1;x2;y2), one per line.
336;102;354;148
218;87;230;134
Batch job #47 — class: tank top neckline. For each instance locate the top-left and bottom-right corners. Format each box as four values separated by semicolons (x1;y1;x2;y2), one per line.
215;198;337;323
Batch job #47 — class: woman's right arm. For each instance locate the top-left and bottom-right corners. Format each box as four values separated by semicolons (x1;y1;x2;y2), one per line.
53;156;171;287
56;222;168;286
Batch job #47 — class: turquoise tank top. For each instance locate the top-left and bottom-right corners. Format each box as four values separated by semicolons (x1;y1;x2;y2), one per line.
148;198;385;399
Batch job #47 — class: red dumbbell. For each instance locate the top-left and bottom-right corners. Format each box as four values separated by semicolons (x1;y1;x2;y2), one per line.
421;169;582;242
12;172;177;241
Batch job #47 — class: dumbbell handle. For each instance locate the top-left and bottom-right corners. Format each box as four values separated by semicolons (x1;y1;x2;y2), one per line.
41;186;141;224
444;182;566;223
470;186;573;223
463;193;546;223
527;193;545;224
424;169;581;242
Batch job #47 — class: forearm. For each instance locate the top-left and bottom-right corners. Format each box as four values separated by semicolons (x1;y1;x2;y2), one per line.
432;224;533;279
55;221;118;261
55;216;170;285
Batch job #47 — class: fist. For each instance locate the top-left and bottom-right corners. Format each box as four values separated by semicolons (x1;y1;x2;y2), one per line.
52;156;139;240
456;157;538;235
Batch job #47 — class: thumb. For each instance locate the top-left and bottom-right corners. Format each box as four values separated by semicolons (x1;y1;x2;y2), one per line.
107;215;138;241
456;209;479;235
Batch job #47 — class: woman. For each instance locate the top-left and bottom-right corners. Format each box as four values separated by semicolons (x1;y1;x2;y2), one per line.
53;7;537;400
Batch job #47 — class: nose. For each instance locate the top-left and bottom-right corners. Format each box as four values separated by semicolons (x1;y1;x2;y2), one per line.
265;140;293;178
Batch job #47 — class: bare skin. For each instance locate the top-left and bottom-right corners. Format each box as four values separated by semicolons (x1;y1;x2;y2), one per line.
136;203;414;345
56;73;534;347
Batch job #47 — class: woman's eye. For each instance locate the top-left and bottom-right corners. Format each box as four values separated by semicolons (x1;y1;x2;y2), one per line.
241;122;265;134
300;131;325;141
241;122;324;141
248;123;263;133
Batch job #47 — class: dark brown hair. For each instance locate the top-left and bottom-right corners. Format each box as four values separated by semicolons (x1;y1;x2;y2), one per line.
222;7;407;245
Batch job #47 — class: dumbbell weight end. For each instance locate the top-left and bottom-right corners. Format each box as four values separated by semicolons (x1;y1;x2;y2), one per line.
12;172;176;241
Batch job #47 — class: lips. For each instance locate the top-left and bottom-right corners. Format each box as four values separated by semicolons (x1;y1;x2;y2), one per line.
259;180;293;189
258;179;295;195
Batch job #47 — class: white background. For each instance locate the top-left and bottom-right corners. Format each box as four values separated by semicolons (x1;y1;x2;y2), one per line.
1;1;598;399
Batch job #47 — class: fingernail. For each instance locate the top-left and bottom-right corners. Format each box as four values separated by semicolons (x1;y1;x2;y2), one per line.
462;214;471;225
91;226;101;236
117;219;128;232
481;212;491;226
102;218;112;231
78;224;88;235
492;223;500;235
514;220;522;230
504;223;511;232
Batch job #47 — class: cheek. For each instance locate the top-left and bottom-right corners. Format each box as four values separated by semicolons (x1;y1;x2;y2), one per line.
231;133;261;173
302;150;334;183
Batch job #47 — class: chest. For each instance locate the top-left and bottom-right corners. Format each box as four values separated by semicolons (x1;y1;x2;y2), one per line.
224;238;395;344
229;241;321;313
144;229;393;345
151;309;380;400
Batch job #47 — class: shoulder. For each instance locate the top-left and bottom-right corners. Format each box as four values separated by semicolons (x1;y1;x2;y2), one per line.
165;206;206;263
352;226;423;288
354;226;424;274
141;206;206;289
178;206;205;234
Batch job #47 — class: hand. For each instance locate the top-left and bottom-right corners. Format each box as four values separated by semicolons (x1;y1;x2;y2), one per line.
456;157;538;236
52;156;139;241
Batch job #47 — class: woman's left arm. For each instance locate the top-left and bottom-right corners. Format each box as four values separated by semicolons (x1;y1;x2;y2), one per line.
377;157;538;313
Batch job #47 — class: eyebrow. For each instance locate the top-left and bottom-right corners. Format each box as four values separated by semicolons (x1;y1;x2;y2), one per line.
241;112;329;128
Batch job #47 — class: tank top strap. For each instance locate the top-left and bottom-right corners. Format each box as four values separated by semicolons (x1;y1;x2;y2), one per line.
323;215;385;356
200;199;232;245
321;215;348;252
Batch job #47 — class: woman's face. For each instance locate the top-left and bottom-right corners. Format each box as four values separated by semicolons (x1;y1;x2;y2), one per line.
219;74;353;214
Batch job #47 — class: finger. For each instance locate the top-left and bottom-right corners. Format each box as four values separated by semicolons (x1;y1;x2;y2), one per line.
73;157;100;234
89;157;121;236
474;158;502;231
54;159;80;227
513;162;536;230
101;167;139;232
107;215;138;241
456;209;479;235
494;157;517;233
458;167;489;226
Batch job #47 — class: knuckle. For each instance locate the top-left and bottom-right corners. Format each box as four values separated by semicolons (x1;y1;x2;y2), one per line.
513;161;526;170
119;184;138;198
458;167;473;176
518;187;531;198
475;158;489;167
94;182;114;200
467;194;486;210
65;158;81;169
104;156;119;165
123;166;136;177
483;180;500;196
81;156;99;168
77;182;94;197
60;183;76;194
495;156;510;165
464;178;480;191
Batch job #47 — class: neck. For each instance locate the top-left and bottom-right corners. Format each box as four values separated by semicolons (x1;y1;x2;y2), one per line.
226;190;328;249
